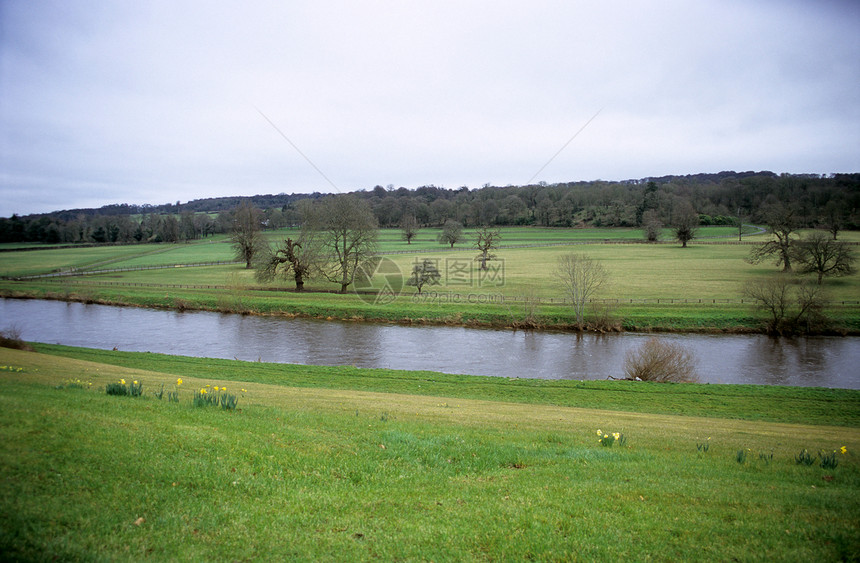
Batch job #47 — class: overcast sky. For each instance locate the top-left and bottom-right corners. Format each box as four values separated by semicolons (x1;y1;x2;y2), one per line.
1;1;858;217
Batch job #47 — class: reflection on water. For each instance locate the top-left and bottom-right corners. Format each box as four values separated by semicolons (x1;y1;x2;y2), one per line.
2;298;858;389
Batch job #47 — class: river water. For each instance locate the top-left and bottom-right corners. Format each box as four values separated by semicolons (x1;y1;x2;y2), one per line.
2;298;858;389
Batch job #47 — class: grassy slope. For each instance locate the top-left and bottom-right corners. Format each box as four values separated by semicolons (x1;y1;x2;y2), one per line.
26;344;860;427
1;346;858;561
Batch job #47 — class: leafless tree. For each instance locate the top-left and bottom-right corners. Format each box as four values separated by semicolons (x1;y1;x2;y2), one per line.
623;338;698;382
406;259;441;294
553;253;609;330
474;226;501;271
794;231;855;284
302;195;379;293
255;236;320;291
673;199;699;248
400;214;420;244
437;219;464;248
743;276;827;334
747;202;799;272
230;200;265;269
642;210;662;242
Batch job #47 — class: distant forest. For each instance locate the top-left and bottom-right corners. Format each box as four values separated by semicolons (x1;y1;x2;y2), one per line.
2;171;858;244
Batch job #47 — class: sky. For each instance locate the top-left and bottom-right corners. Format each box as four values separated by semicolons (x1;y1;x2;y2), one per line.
1;1;858;217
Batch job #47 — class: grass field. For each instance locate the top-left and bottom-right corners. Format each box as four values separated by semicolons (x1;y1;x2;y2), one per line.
1;227;859;333
1;345;858;561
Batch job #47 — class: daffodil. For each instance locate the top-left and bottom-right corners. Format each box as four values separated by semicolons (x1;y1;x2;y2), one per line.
120;379;126;385
177;378;182;386
241;389;247;393
841;446;847;454
596;429;602;436
133;381;138;385
214;386;219;392
613;432;621;441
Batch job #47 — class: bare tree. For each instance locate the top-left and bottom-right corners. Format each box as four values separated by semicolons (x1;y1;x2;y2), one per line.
673;199;699;248
747;202;799;272
623;338;698;382
437;219;464;248
255;236;320;291
474;226;501;271
400;214;420;244
303;195;379;293
743;276;827;334
642;210;662;242
553;253;609;330
230;200;265;269
406;259;441;294
794;231;855;284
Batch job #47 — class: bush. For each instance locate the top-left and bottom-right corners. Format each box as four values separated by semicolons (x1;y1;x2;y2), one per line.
0;326;32;351
623;338;698;383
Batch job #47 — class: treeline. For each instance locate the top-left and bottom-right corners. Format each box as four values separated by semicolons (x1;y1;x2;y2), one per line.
2;171;858;244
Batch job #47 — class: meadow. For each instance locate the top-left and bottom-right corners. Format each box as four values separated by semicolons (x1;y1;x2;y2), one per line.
1;226;858;332
1;345;858;561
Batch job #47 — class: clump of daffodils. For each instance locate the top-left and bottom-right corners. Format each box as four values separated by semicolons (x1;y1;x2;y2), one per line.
597;429;626;447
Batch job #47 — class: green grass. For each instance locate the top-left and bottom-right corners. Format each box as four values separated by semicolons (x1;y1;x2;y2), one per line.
25;344;860;427
2;227;859;333
1;346;858;561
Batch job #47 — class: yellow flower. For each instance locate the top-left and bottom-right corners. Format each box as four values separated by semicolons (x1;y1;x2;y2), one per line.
200;389;207;395
214;386;219;392
133;381;138;385
222;387;226;392
596;429;602;436
120;379;126;385
841;446;847;454
177;378;182;386
241;389;247;393
613;432;621;441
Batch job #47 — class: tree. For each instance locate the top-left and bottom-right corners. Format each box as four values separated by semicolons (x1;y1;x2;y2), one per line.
553;253;609;330
743;276;827;334
623;338;698;382
400;214;420;244
747;202;799;272
794;231;855;284
473;226;501;271
230;201;264;269
437;219;464;248
823;200;845;240
642;210;662;242
303;195;378;293
255;236;319;291
406;259;441;294
672;199;699;248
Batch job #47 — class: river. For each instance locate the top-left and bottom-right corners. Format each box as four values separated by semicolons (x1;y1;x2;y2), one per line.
2;298;858;389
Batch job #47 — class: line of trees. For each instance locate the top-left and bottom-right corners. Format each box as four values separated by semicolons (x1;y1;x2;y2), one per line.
3;171;857;244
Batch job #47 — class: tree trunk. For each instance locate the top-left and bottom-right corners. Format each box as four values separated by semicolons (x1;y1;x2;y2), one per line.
294;273;304;291
341;283;349;293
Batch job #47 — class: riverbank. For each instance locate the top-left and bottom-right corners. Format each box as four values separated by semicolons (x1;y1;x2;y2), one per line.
2;281;859;335
1;345;858;561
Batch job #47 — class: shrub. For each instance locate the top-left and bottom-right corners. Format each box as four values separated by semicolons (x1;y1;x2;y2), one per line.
0;326;32;351
623;338;698;383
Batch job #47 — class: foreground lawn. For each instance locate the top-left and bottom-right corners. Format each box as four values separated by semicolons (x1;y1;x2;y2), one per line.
1;347;858;561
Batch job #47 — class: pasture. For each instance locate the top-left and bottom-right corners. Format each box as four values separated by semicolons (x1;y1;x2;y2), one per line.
1;227;858;332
